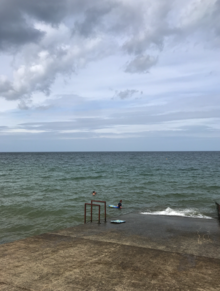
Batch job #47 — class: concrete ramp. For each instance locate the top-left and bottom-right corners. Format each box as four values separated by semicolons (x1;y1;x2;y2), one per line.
1;213;220;290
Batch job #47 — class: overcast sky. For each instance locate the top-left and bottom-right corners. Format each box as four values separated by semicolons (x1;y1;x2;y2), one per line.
0;0;219;151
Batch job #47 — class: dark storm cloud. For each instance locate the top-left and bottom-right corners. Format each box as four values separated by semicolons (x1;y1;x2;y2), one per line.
0;22;43;51
0;0;45;50
0;0;91;50
0;0;116;50
19;0;67;24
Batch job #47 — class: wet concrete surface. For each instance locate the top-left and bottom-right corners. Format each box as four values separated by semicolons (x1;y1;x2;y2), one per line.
1;213;220;290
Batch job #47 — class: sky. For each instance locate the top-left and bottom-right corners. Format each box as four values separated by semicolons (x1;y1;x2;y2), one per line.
0;0;219;151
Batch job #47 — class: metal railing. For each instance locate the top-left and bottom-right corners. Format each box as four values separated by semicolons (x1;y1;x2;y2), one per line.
84;203;100;224
91;200;106;222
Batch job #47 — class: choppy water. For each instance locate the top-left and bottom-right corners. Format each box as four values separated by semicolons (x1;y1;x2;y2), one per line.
0;152;219;244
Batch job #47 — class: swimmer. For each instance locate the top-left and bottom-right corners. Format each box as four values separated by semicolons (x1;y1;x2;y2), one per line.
117;200;122;209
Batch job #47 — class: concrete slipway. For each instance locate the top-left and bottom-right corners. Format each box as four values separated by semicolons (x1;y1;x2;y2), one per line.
1;212;220;290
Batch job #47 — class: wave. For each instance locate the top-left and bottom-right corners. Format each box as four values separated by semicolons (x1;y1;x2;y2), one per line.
141;207;212;219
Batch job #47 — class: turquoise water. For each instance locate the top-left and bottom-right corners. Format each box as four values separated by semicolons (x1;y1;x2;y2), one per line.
0;152;219;244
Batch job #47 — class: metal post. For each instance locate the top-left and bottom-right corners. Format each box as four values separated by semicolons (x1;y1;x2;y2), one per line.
84;203;101;224
84;203;86;224
91;200;106;222
91;203;92;222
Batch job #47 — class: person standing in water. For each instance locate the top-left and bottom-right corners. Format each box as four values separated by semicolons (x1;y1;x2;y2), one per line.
92;191;96;196
118;200;122;209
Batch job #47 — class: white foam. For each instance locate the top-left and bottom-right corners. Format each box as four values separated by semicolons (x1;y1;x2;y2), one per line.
141;207;212;219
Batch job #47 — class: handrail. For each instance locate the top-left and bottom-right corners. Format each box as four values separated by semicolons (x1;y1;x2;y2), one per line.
84;203;100;224
91;200;106;222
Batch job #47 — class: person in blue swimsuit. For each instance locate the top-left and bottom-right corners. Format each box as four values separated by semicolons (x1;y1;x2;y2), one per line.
118;200;122;209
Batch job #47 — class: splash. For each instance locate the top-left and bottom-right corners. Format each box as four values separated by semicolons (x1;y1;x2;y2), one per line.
141;207;212;219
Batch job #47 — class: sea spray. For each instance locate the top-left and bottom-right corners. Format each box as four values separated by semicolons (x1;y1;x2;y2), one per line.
141;207;213;219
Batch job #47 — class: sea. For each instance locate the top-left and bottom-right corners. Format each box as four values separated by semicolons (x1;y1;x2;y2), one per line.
0;152;219;244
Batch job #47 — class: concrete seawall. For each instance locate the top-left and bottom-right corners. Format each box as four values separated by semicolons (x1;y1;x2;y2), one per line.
1;213;220;290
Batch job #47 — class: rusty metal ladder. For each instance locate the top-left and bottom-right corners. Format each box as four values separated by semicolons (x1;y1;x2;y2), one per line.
84;200;106;224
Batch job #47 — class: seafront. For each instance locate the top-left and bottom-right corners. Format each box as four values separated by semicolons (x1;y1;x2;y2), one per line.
1;213;220;290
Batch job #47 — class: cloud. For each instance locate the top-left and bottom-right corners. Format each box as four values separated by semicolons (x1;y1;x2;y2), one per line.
1;91;218;137
1;47;74;100
0;76;12;96
0;0;116;50
125;55;157;73
0;0;44;50
3;114;219;139
18;100;30;110
0;0;219;102
0;126;8;131
0;24;105;101
114;89;142;99
1;0;219;51
73;2;117;37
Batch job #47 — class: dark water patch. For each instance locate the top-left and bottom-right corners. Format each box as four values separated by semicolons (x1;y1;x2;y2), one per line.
202;185;220;191
41;175;52;179
61;175;105;180
0;173;7;177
